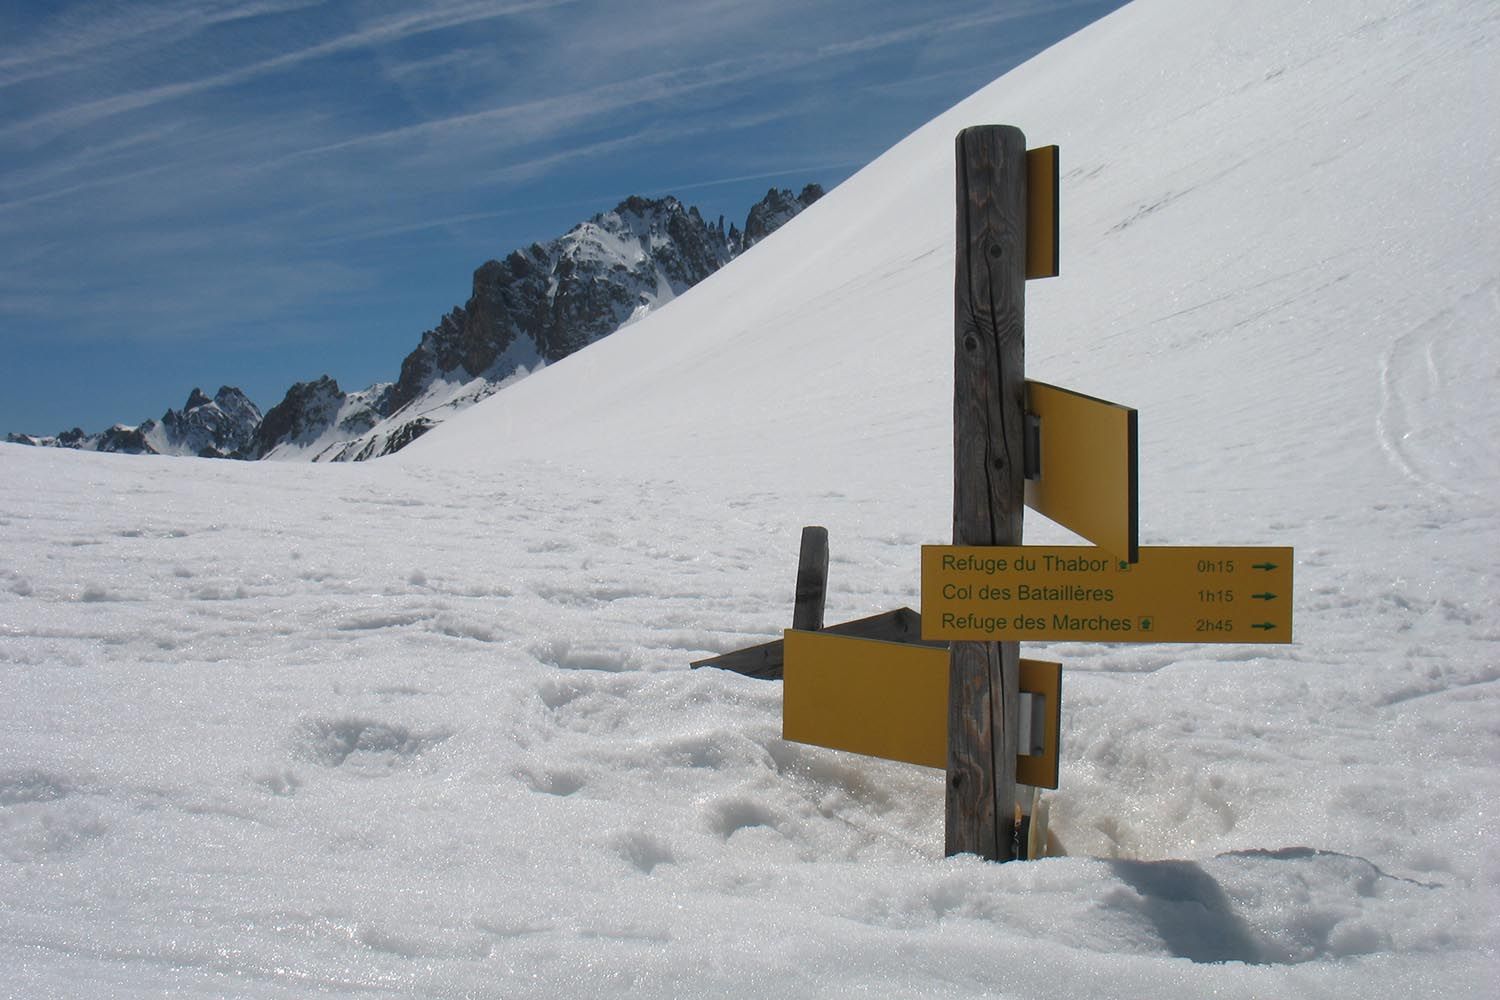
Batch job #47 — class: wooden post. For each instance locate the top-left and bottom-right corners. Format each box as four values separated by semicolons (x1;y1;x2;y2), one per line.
792;526;829;632
948;125;1028;861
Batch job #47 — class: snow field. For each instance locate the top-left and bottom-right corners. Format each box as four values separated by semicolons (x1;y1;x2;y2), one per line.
4;0;1499;994
2;438;1494;997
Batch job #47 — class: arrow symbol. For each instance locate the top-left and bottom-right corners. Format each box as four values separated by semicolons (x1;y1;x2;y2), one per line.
1252;562;1277;571
1251;622;1276;631
1251;592;1277;601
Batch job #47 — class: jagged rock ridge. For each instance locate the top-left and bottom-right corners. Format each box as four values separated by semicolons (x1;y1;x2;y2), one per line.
7;386;262;459
8;185;823;462
260;184;822;462
742;184;824;250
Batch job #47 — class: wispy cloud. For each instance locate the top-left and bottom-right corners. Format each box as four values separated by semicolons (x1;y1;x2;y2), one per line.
1;0;576;144
0;0;1126;436
0;0;323;87
266;50;807;169
308;105;832;247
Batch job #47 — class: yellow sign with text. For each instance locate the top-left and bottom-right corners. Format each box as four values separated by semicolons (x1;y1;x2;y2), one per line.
921;545;1293;643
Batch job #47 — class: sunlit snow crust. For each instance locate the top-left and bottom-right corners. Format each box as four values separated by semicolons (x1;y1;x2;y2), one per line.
3;0;1496;995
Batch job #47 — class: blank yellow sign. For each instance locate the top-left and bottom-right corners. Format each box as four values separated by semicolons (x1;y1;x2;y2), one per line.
1026;145;1059;279
1025;380;1138;563
783;630;948;769
781;630;1062;787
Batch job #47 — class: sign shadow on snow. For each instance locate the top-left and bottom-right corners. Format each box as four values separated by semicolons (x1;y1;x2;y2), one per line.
1106;859;1268;965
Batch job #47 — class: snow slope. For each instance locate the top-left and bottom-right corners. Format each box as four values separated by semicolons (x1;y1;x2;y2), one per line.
2;0;1497;996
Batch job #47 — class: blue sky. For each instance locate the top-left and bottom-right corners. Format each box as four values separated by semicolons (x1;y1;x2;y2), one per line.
1;0;1126;436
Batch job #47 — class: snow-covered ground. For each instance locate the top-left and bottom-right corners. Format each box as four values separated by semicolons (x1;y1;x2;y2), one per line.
3;0;1496;996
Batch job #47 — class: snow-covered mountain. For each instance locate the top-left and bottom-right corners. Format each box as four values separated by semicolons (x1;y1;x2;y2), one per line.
259;188;825;462
6;187;822;463
6;385;262;458
1;1;1495;997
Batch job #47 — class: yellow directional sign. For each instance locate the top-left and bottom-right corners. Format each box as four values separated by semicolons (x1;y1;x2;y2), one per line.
1026;145;1059;279
921;545;1293;643
781;630;1062;787
783;630;947;769
1025;380;1138;562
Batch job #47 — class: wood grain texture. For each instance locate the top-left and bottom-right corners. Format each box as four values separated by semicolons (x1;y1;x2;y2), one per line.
948;124;1027;861
791;526;829;632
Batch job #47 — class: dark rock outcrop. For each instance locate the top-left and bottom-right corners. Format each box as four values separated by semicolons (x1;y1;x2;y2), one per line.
742;184;824;250
387;195;738;415
157;386;263;458
95;425;156;455
384;187;818;425
9;185;822;463
6;387;260;458
250;376;347;458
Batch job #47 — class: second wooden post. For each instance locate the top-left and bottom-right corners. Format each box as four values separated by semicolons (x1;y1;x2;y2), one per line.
947;125;1028;861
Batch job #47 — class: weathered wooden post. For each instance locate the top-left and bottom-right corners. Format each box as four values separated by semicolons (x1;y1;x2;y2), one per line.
792;526;829;632
948;125;1028;860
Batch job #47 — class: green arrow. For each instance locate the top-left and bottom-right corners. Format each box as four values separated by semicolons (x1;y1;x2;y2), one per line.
1251;562;1277;571
1251;622;1276;631
1251;592;1277;601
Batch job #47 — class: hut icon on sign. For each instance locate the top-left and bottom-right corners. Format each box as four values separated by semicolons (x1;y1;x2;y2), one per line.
1138;616;1153;632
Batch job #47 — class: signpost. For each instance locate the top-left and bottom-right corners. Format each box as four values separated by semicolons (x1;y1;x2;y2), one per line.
700;124;1295;866
921;545;1293;643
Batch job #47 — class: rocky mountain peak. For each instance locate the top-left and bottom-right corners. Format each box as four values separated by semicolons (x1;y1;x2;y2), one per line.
8;385;261;458
743;184;824;250
252;377;344;458
382;189;755;422
157;385;263;458
11;184;822;464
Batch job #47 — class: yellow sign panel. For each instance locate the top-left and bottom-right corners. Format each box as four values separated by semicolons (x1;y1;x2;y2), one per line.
921;545;1293;643
781;630;1062;787
1016;659;1061;790
783;630;948;769
1026;145;1059;279
1025;380;1138;563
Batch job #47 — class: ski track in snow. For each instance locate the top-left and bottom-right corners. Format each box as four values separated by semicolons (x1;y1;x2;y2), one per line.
1375;280;1500;506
